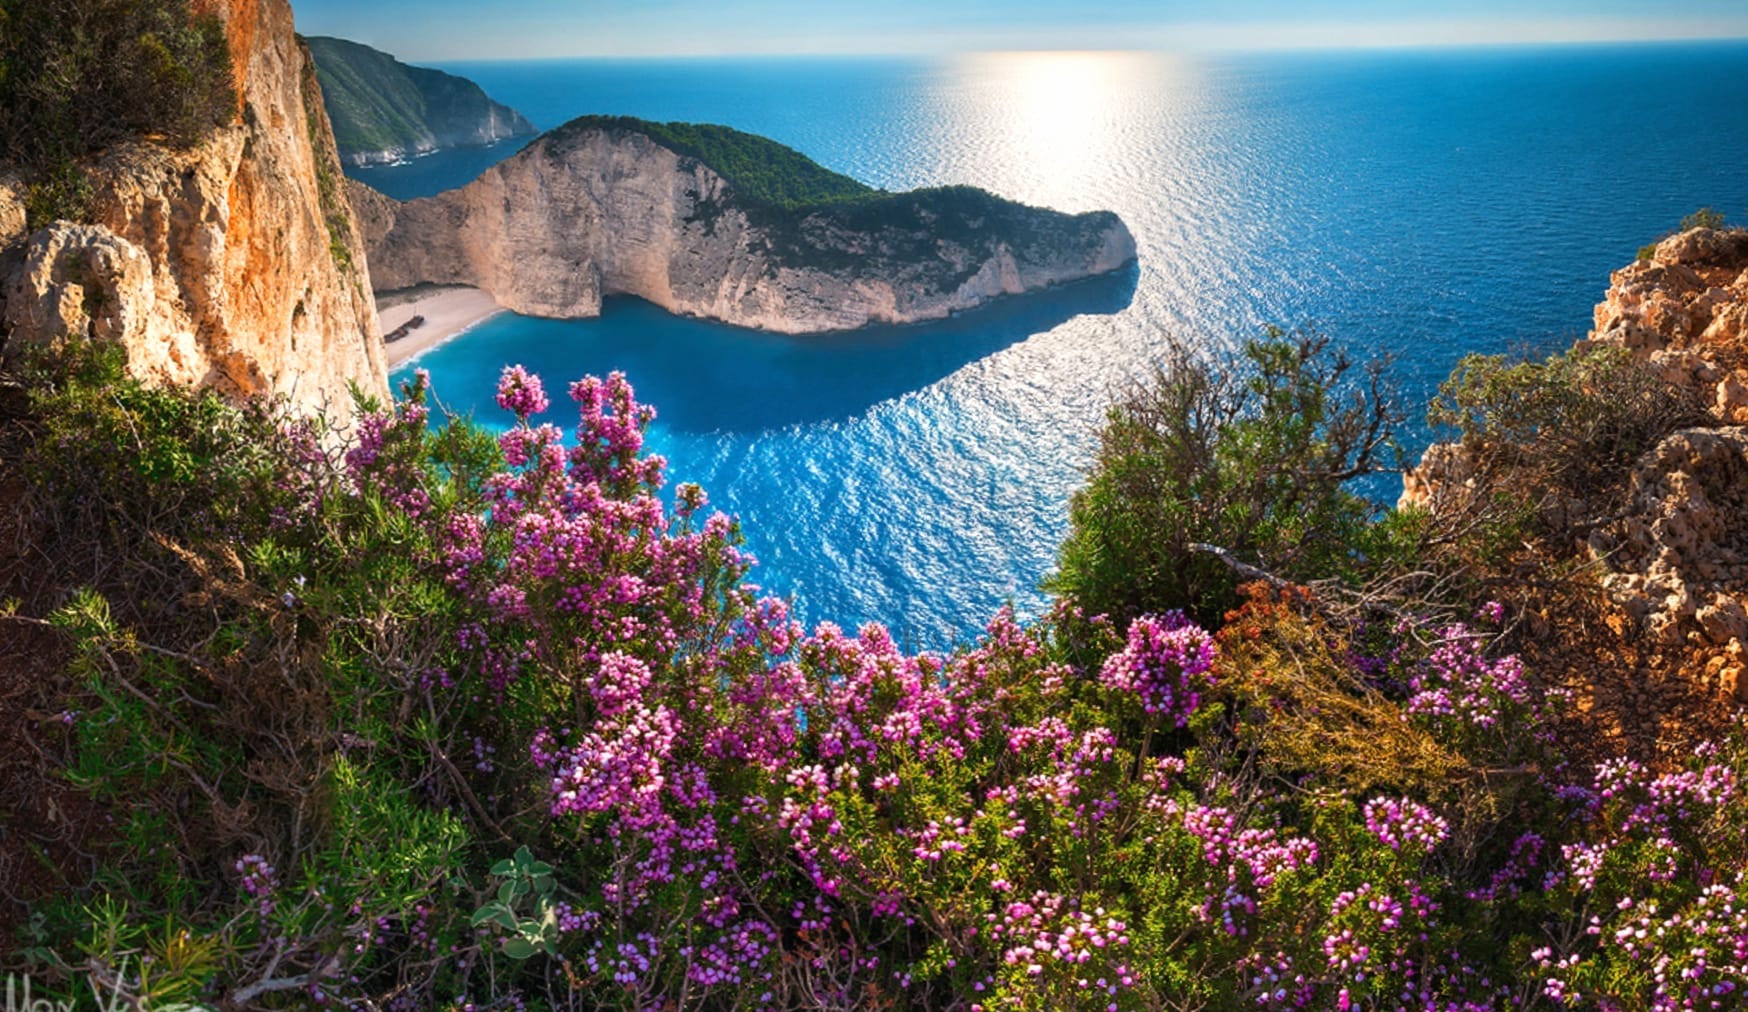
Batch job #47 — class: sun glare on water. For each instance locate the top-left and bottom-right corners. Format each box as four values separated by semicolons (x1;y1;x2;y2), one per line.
942;50;1171;208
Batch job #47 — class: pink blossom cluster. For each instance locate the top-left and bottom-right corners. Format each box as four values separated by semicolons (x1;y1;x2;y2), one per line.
1100;611;1217;725
235;853;277;917
494;365;549;421
306;363;1748;1009
1362;796;1451;855
1405;623;1535;731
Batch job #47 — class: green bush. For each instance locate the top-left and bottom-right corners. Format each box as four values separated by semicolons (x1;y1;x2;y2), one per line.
1638;207;1731;262
1428;344;1708;525
1680;206;1727;232
0;0;234;221
1049;330;1403;626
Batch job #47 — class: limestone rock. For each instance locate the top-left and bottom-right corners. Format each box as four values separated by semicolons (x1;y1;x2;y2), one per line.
4;225;164;354
1397;441;1477;512
1588;227;1748;367
353;122;1138;334
1589;427;1748;683
0;176;24;249
0;0;385;420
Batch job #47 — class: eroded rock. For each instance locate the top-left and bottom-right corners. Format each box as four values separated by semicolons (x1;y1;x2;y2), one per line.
0;0;385;420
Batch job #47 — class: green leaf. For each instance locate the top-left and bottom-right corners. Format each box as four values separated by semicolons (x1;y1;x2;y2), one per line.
497;880;516;905
490;859;514;877
469;903;504;928
501;937;538;960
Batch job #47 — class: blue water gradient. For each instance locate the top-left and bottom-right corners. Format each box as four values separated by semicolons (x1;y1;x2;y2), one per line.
368;43;1748;649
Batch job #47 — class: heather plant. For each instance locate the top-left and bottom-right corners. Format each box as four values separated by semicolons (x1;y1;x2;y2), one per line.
1511;737;1748;1010
4;346;1747;1011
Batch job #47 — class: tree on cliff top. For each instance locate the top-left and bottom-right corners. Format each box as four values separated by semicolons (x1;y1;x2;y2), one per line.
1049;330;1404;626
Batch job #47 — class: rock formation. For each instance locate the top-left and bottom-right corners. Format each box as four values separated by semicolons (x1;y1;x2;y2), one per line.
1580;229;1748;696
351;118;1137;334
1403;227;1748;699
1581;227;1748;423
306;36;537;168
0;0;387;421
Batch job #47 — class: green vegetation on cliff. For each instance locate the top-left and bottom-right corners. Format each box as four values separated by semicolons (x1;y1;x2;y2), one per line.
0;0;234;225
548;115;878;212
305;36;535;165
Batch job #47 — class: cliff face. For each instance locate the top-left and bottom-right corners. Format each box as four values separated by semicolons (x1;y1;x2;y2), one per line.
306;36;537;168
352;122;1137;334
0;0;387;420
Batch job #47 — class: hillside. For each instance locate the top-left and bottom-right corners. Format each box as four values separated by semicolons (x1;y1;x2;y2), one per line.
547;115;880;211
305;35;536;167
350;116;1138;332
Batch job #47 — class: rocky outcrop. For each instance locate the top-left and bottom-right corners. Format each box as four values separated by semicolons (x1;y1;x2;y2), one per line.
1582;227;1748;422
306;36;536;168
1402;227;1748;699
352;120;1137;334
1588;427;1748;649
0;176;24;248
1579;231;1748;688
0;0;386;420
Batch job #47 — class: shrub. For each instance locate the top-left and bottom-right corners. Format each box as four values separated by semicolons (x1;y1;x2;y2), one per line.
1680;206;1728;232
1638;208;1730;261
1425;344;1709;545
0;0;235;217
1050;329;1402;626
5;348;1746;1009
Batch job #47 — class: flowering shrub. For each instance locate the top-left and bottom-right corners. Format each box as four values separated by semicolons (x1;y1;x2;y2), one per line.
1099;610;1216;725
7;348;1746;1010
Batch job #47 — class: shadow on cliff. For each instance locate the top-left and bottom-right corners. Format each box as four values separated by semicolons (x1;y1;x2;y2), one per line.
418;263;1139;433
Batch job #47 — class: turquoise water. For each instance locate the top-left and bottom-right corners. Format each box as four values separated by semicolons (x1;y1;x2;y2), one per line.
368;44;1748;649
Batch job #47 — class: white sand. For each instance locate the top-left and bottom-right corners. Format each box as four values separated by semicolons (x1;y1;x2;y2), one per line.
380;286;504;367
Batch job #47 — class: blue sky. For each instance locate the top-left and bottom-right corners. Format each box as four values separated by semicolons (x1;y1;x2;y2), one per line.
290;0;1748;61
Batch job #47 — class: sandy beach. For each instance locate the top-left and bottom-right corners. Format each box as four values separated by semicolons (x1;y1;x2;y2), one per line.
379;286;505;367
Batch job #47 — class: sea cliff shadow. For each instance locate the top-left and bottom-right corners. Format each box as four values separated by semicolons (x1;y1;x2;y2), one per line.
611;264;1139;432
404;264;1138;433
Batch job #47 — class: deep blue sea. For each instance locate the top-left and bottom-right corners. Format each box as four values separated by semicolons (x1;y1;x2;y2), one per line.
359;44;1748;650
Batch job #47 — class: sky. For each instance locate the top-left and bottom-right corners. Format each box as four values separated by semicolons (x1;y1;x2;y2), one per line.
289;0;1748;62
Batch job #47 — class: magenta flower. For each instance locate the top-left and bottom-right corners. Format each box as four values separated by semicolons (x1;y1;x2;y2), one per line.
496;364;550;420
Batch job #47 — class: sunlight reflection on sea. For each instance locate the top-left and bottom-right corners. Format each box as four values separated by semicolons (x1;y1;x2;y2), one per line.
383;44;1748;649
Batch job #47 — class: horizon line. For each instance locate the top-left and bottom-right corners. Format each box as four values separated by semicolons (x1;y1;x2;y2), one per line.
410;34;1748;64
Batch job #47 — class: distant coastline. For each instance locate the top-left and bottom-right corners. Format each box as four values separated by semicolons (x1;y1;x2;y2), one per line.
306;35;537;168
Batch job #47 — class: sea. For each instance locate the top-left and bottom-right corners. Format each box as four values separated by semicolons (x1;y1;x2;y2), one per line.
357;43;1748;650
